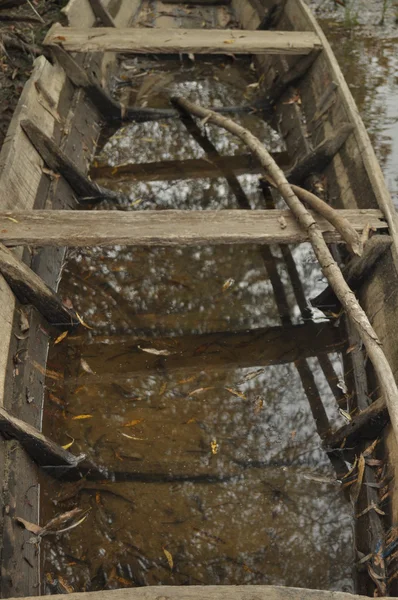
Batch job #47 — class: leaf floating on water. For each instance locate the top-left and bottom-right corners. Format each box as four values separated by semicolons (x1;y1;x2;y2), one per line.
57;576;74;594
224;387;247;400
211;439;219;455
239;368;265;384
139;346;171;356
121;432;145;440
62;437;75;450
254;396;264;414
32;360;63;380
188;387;214;397
72;414;93;420
159;382;167;396
15;517;43;535
186;418;197;424
222;278;235;292
177;375;197;385
339;408;352;422
163;547;174;570
55;331;68;345
123;419;143;427
80;359;95;374
75;312;94;330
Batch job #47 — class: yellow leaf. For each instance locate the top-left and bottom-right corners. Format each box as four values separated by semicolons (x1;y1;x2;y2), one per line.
75;312;94;330
123;419;143;427
55;331;68;345
188;387;214;397
163;547;173;570
121;432;145;440
72;414;93;420
223;39;234;44
186;418;196;424
211;439;219;455
62;437;75;450
5;216;18;223
129;198;142;207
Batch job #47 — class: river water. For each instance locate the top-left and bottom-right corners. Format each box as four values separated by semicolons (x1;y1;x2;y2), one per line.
39;1;397;595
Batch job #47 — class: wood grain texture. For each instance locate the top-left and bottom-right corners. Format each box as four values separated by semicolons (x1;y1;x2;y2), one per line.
0;243;78;327
88;0;116;26
44;25;322;55
5;584;396;600
0;406;83;469
0;209;387;247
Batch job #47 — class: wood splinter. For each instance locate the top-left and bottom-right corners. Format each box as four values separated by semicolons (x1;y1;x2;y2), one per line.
0;243;79;327
172;96;398;448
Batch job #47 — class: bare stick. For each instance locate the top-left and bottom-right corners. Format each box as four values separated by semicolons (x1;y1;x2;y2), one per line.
289;184;363;255
173;96;398;447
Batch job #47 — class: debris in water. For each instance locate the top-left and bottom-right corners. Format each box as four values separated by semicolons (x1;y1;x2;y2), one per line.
238;368;265;384
139;347;172;356
222;278;235;292
72;414;93;420
211;439;219;455
224;387;247;400
80;359;95;374
351;454;365;503
62;436;75;450
163;547;174;570
188;387;214;397
123;419;144;427
339;408;352;422
55;331;68;345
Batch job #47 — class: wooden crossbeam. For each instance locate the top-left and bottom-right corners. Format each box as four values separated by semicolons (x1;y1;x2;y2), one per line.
89;153;291;182
67;321;344;384
0;243;79;327
0;209;387;247
44;25;322;55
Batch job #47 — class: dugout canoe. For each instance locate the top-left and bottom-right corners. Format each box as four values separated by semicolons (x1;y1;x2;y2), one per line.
0;0;397;597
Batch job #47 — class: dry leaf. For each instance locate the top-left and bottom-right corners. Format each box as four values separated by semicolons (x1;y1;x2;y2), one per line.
55;331;68;345
75;312;94;330
254;397;264;415
72;414;93;420
223;39;234;44
62;437;74;450
222;278;235;292
20;310;30;332
163;547;174;570
80;359;95;374
177;375;197;385
211;439;219;455
15;517;43;535
188;387;214;397
139;347;171;356
239;368;265;384
339;408;352;422
224;387;247;400
363;438;379;457
5;216;18;223
123;419;143;427
120;432;145;440
351;454;365;503
186;417;196;424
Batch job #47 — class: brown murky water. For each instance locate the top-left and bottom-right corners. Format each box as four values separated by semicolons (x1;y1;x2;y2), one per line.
39;3;398;595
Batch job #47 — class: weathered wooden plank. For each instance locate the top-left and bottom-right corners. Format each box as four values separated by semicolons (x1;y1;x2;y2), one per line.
0;244;78;327
0;407;83;469
71;321;343;382
88;0;116;26
44;25;322;55
0;209;387;247
5;584;395;600
312;236;392;311
90;153;289;182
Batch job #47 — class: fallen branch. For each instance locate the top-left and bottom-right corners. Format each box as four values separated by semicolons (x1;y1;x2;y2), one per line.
289;183;363;255
172;96;398;447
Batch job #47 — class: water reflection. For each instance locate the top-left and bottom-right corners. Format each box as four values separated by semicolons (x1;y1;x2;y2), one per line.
41;16;354;595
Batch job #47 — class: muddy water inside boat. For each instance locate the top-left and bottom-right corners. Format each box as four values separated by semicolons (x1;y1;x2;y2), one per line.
40;49;355;592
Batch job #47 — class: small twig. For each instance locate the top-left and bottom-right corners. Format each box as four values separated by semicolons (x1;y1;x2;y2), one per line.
26;0;44;23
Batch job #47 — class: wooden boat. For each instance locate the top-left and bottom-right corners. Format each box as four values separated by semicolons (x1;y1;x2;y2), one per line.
0;0;397;597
